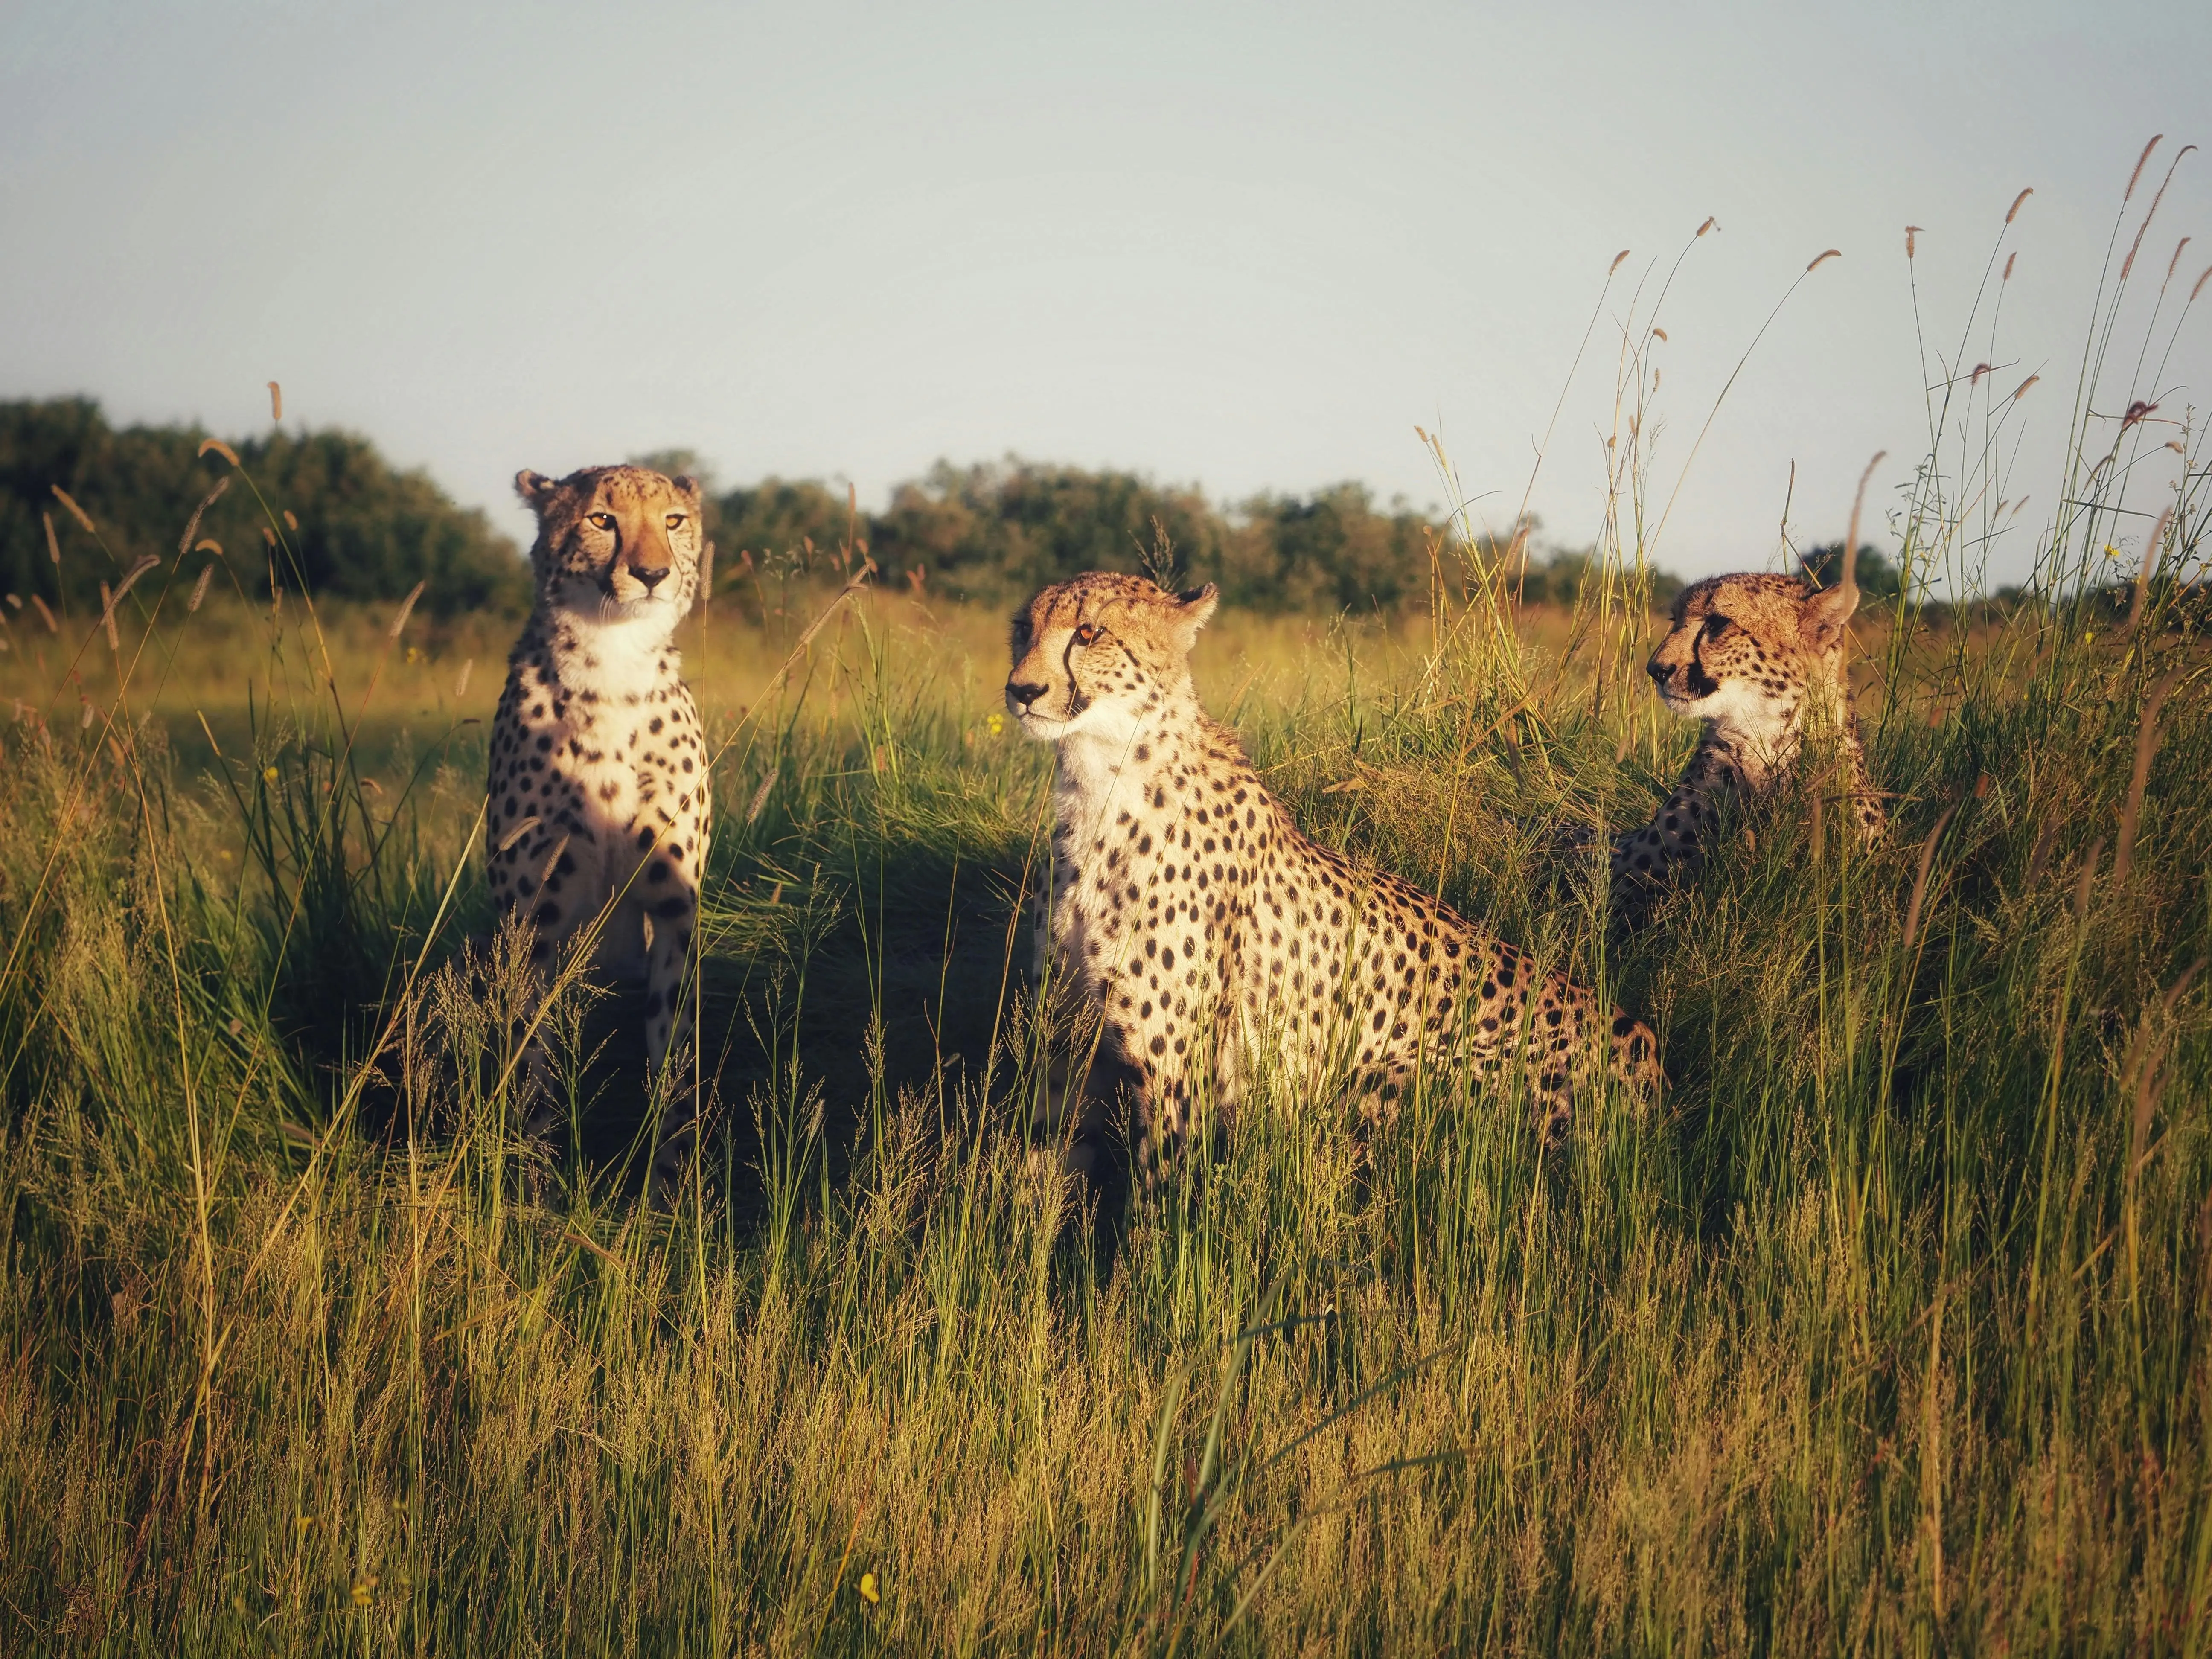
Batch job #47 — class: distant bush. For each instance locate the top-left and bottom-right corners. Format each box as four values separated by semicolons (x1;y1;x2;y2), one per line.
1;398;529;617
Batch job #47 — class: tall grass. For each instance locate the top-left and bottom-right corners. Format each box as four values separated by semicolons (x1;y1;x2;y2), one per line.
3;163;2210;1653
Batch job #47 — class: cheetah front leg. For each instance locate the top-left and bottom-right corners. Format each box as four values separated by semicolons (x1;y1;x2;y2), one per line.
641;857;704;1202
493;822;610;1193
1608;780;1713;889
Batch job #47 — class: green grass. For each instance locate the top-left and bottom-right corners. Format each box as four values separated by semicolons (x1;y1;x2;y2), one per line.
4;172;2210;1653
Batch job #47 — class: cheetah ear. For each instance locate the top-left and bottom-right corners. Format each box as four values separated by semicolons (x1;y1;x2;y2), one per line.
671;474;704;508
515;470;561;514
1173;583;1218;643
1802;577;1858;646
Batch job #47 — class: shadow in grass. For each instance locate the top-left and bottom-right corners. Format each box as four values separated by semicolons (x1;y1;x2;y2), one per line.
406;830;1054;1229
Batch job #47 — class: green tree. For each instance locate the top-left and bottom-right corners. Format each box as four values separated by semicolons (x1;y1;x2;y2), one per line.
1219;483;1435;613
871;458;1225;601
1;398;528;616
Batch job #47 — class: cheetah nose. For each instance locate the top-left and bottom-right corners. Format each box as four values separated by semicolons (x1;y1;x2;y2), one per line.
1005;679;1048;712
1647;657;1672;684
630;564;670;592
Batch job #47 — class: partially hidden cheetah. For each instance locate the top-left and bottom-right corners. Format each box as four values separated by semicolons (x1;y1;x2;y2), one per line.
1603;565;1885;898
1007;572;1661;1175
488;464;713;1197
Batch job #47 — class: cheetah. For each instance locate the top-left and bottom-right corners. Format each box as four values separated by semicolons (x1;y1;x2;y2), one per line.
1601;564;1885;899
488;464;713;1197
1007;572;1660;1175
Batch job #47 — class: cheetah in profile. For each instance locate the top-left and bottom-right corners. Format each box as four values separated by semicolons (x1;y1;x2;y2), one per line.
488;464;713;1197
1602;562;1886;898
1007;572;1660;1173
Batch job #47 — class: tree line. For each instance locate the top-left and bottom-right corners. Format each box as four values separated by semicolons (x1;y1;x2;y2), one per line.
14;397;1912;621
2;398;531;617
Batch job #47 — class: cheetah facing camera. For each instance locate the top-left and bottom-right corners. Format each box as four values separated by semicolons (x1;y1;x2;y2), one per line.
1604;560;1886;899
489;464;713;1199
1008;572;1661;1176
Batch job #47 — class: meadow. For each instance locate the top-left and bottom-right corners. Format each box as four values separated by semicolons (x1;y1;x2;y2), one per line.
4;180;2210;1652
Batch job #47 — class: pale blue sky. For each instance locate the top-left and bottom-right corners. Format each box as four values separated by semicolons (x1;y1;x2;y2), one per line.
3;1;2205;582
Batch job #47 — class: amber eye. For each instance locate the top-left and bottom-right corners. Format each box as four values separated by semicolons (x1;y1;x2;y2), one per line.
588;512;617;532
665;513;686;530
1701;613;1732;639
1072;623;1100;646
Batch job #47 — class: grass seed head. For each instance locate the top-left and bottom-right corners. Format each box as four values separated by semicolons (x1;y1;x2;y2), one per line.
387;581;425;640
2122;147;2196;280
2125;135;2163;202
2168;236;2192;287
454;657;473;699
31;595;56;633
268;381;282;422
98;583;118;651
1807;249;1840;272
1609;249;1630;276
2003;251;2017;281
178;475;230;557
43;511;60;567
2005;187;2033;224
197;437;240;466
2074;837;2105;918
51;487;95;534
2124;504;2173;632
1903;804;1959;952
2113;670;2180;884
1905;225;1923;257
2013;375;2040;402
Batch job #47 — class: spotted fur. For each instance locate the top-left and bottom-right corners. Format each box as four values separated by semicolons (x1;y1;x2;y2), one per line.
488;464;712;1197
1610;571;1885;893
1009;572;1660;1173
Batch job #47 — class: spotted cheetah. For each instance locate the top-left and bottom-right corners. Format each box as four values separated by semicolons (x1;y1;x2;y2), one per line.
1007;572;1661;1173
489;464;713;1197
1604;567;1885;897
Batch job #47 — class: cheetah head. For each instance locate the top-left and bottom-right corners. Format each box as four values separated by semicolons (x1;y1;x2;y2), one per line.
1644;572;1856;740
515;465;704;621
1004;573;1218;742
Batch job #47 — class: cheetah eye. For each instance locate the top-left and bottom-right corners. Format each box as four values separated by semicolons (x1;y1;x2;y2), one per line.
1701;614;1733;639
588;513;617;533
664;514;686;530
1072;623;1100;647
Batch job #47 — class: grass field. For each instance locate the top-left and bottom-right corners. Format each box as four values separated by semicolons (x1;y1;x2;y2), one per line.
5;192;2210;1652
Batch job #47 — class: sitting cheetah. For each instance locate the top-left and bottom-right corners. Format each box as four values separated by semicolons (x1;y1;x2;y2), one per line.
488;464;713;1197
1602;563;1885;898
1007;572;1660;1174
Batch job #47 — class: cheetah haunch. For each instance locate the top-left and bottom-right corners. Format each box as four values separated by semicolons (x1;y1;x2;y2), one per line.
489;464;713;1199
1605;562;1885;899
1007;572;1660;1176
